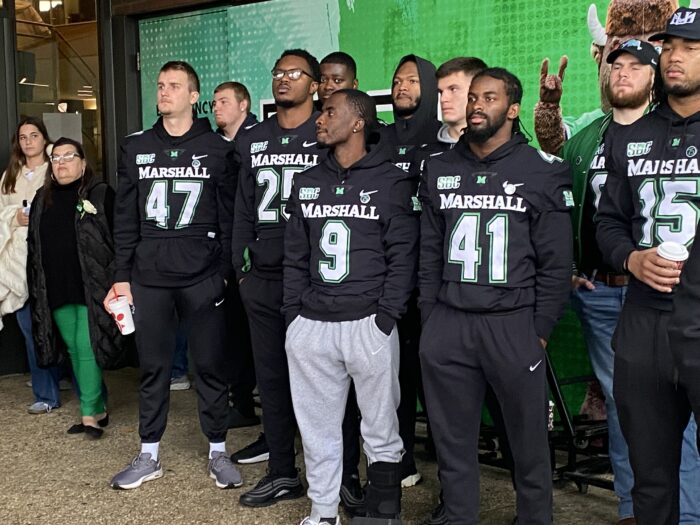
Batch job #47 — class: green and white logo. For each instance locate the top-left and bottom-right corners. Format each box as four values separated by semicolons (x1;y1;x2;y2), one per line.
165;149;184;160
412;196;422;212
335;186;345;195
563;190;575;207
437;176;461;190
279;136;296;146
299;187;320;200
136;153;155;165
627;141;652;158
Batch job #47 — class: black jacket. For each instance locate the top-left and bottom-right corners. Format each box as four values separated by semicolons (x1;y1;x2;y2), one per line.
232;113;326;280
380;55;442;172
419;134;574;340
282;142;419;333
669;222;700;361
596;102;700;311
27;179;133;369
113;117;236;287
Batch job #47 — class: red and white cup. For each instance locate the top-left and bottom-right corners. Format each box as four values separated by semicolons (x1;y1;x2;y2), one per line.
657;241;689;270
108;296;135;335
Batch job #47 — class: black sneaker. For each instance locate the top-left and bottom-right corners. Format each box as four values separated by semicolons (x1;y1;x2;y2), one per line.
339;474;365;517
227;406;261;429
231;432;269;464
239;469;305;507
422;500;447;525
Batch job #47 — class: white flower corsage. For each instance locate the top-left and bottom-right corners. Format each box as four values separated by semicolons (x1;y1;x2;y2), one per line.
76;199;97;219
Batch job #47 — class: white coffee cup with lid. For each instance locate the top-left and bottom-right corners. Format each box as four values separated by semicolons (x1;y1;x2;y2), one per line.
657;241;689;270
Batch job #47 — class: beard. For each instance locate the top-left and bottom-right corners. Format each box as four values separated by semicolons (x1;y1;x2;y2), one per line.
664;77;700;98
393;95;421;118
607;79;652;109
465;109;508;144
274;97;296;108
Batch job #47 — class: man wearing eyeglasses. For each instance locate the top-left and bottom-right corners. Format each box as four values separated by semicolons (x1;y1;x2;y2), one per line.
231;48;326;508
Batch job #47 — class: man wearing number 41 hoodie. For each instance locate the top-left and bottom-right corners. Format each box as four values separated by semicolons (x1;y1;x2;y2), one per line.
419;68;573;525
284;89;419;525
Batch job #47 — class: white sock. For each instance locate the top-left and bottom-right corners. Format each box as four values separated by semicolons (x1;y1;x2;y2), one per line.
141;442;160;461
209;442;226;459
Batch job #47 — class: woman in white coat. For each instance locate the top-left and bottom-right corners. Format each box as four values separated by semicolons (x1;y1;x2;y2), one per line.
0;116;61;413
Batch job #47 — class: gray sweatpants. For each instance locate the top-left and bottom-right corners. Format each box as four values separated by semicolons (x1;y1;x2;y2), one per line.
286;314;402;521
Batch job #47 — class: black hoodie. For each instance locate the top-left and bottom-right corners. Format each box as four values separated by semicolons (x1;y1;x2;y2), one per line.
596;102;700;311
232;112;326;281
419;134;574;340
380;54;442;172
283;142;419;333
114;116;237;287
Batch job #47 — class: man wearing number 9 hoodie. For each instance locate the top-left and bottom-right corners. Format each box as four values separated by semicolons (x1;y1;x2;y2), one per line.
284;89;419;525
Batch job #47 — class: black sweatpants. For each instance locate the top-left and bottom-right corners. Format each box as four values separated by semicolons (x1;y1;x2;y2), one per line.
239;273;297;476
397;294;422;473
132;275;229;443
420;303;551;525
613;303;692;525
225;280;256;415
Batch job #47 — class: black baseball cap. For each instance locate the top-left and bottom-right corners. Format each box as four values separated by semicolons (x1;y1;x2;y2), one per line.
650;7;700;42
607;39;660;67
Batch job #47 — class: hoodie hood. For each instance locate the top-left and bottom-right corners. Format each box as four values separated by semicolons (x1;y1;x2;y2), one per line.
390;54;441;145
437;123;459;144
457;133;528;164
322;138;393;176
153;116;212;145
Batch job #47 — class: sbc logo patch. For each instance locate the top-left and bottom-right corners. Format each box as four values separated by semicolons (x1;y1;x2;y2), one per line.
298;187;320;200
136;154;155;165
627;141;652;157
437;176;461;190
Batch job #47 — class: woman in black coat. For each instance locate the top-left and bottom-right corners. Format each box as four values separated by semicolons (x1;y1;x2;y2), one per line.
27;137;127;439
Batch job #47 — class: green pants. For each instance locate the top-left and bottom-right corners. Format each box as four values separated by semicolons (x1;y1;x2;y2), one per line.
53;304;105;417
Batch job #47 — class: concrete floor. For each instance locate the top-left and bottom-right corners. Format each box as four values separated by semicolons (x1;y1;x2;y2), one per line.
0;369;618;524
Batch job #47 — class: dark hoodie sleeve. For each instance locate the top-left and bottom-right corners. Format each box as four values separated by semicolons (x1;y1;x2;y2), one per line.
376;172;420;331
113;139;140;283
232;141;256;280
595;146;637;272
217;145;237;281
417;161;443;322
282;182;310;326
669;227;700;359
530;161;574;340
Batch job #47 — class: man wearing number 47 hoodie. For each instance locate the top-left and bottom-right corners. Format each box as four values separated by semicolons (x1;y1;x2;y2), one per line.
284;89;419;525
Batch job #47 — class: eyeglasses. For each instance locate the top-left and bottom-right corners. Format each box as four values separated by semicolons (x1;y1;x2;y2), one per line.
271;68;315;81
50;152;80;163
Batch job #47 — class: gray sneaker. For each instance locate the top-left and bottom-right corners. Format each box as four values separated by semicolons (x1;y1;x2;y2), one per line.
27;401;55;414
208;451;243;489
111;453;163;490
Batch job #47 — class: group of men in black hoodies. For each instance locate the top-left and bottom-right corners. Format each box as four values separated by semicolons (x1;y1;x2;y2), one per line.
95;13;700;522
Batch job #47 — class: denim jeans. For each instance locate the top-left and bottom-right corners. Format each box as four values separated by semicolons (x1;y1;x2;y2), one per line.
572;282;700;521
16;302;61;408
171;329;188;379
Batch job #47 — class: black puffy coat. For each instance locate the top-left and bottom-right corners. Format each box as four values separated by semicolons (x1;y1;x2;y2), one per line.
27;178;134;369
